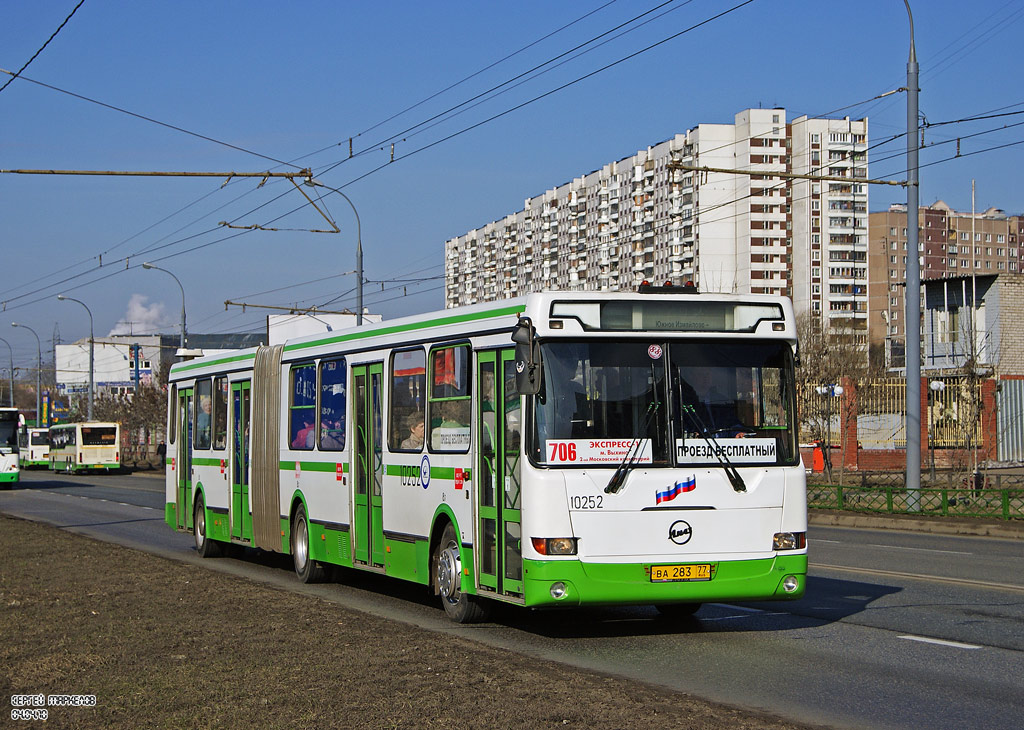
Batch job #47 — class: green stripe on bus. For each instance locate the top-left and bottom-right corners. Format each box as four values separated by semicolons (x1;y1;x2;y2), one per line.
170;303;519;375
192;457;225;467
171;351;257;374
383;464;471;480
282;304;522;353
279;461;350;473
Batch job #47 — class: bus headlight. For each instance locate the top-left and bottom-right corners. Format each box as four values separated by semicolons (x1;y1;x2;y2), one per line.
782;575;800;593
550;582;568;599
531;537;578;556
773;532;806;551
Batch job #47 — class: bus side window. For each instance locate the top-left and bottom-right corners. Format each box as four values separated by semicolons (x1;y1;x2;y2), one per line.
428;345;470;453
290;363;317;451
390;348;425;452
319;358;346;451
213;376;228;450
169;385;177;444
195;378;212;450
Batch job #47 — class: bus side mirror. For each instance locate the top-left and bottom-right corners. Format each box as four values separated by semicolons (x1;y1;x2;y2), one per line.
511;317;541;395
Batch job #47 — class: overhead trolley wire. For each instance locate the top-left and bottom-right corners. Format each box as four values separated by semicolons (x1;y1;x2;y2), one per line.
0;0;87;95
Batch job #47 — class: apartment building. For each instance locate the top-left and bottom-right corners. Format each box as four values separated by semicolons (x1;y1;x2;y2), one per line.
444;108;869;335
867;201;1024;366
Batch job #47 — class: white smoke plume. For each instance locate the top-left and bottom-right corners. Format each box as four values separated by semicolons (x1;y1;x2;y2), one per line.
108;294;169;336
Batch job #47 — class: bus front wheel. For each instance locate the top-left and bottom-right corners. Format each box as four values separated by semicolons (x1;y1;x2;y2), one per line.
435;522;488;623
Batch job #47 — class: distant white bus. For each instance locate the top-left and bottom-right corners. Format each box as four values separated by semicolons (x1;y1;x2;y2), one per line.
49;422;121;474
0;408;20;486
18;427;50;469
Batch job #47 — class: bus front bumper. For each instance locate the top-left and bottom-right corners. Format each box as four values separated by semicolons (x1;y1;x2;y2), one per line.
521;554;807;608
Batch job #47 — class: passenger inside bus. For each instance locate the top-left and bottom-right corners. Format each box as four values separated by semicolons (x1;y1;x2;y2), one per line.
400;413;424;450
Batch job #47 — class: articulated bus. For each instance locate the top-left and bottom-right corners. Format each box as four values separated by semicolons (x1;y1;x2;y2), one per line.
0;408;20;486
165;288;806;622
49;422;121;473
18;427;50;469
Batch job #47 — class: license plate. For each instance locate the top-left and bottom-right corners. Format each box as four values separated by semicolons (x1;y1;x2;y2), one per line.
650;564;712;582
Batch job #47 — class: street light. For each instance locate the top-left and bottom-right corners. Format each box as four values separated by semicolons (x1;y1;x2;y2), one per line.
815;383;844;479
57;295;94;420
929;379;946;479
11;322;42;427
141;262;187;349
903;0;922;509
0;336;14;407
303;177;364;326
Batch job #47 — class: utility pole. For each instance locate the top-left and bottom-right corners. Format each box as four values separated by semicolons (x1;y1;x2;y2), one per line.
904;0;922;511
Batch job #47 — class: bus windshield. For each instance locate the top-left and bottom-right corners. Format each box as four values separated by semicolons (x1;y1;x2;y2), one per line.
82;426;117;446
530;339;796;467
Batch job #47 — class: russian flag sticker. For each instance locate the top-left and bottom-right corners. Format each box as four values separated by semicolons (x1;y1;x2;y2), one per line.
656;476;696;505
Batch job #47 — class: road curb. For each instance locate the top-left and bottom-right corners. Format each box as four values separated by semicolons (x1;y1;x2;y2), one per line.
809;509;1024;540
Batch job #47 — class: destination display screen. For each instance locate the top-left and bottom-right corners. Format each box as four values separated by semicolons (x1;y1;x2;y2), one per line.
550;300;784;333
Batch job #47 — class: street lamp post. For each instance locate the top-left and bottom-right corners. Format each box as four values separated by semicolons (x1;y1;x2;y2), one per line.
304;178;363;326
11;323;42;427
141;262;187;349
816;383;844;479
0;336;14;407
58;295;95;420
903;0;922;510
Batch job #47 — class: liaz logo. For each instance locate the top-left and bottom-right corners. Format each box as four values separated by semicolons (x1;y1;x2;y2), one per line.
668;520;693;545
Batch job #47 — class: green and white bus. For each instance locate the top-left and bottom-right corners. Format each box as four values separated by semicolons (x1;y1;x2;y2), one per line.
164;288;806;622
49;422;121;473
18;427;50;469
0;408;20;486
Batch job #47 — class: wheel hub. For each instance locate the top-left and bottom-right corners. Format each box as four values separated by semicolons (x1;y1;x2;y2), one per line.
437;542;461;604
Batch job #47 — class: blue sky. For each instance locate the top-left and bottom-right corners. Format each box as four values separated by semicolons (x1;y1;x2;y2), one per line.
2;0;1022;370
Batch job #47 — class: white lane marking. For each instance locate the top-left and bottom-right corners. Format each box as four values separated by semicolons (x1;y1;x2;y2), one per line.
810;539;842;544
866;543;972;556
813;563;1024;593
899;635;982;650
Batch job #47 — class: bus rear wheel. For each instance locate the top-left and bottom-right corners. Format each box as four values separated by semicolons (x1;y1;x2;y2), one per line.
194;495;222;558
291;504;326;583
435;523;488;623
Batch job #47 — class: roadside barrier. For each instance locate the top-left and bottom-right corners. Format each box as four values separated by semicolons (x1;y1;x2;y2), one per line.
808;476;1024;521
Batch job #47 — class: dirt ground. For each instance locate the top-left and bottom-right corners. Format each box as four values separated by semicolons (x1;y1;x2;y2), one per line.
0;514;823;729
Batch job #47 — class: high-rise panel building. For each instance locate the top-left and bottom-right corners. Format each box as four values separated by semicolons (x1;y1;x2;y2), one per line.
444;108;869;335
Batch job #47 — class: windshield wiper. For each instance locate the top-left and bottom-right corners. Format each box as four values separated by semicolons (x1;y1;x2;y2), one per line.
679;399;747;494
604;398;661;495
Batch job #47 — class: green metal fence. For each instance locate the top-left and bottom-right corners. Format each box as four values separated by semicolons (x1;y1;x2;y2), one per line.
808;482;1024;521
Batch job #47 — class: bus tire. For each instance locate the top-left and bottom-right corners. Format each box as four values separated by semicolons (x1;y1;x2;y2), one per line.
291;504;326;584
194;495;222;558
435;522;488;623
655;602;702;619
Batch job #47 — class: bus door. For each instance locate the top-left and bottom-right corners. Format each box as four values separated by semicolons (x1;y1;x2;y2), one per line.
476;349;523;596
177;388;194;530
351;363;385;568
231;381;252;541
